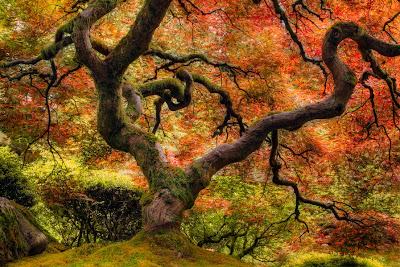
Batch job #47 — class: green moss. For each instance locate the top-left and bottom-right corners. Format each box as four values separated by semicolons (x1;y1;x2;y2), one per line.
40;44;59;60
9;230;250;267
143;132;158;144
139;190;156;206
135;230;193;258
191;53;209;62
267;110;283;116
345;72;358;87
329;25;343;33
190;161;211;189
135;140;196;206
287;252;384;267
328;22;365;43
327;23;344;44
0;207;27;261
136;79;185;101
58;20;74;35
149;165;195;208
330;21;358;30
89;0;118;10
191;73;208;84
136;143;158;159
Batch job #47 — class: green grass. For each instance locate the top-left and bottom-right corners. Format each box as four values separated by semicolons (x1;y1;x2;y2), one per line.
285;252;381;267
356;249;400;267
284;251;399;267
7;231;251;267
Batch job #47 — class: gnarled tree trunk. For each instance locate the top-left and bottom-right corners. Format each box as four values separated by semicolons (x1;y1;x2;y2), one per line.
3;0;400;233
70;1;400;232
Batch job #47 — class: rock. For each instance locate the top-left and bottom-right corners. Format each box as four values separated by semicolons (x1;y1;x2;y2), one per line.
0;197;48;265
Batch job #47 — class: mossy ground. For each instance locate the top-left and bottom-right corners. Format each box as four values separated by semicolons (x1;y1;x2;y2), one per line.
7;230;251;267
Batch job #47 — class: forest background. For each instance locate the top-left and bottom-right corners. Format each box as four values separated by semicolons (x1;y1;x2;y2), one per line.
0;0;400;266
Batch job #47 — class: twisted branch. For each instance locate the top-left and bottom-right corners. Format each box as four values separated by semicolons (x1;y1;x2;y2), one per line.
187;22;400;204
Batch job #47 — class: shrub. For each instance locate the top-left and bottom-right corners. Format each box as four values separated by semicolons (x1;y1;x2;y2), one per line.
29;164;144;247
182;176;294;263
79;131;112;164
0;146;35;206
317;212;400;252
44;181;143;247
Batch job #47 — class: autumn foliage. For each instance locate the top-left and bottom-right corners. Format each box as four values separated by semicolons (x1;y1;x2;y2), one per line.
0;0;400;264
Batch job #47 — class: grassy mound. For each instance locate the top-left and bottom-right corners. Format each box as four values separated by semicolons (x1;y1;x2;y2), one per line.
285;252;385;267
7;230;251;266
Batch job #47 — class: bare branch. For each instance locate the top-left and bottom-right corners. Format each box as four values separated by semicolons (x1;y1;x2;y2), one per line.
292;0;323;21
144;49;260;80
178;0;223;16
192;73;246;136
359;46;400;108
279;143;313;161
383;11;400;43
270;0;328;88
269;130;363;226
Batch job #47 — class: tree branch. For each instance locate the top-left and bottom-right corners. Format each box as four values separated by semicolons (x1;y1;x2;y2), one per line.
269;130;362;226
383;11;400;43
270;0;328;87
358;46;400;107
105;0;173;75
187;22;400;200
191;73;246;136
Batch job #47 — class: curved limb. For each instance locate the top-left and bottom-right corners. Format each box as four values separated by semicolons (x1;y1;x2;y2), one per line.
187;22;400;197
152;97;164;134
144;50;258;97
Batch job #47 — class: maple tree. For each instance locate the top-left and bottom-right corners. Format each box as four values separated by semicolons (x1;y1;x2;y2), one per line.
1;0;400;239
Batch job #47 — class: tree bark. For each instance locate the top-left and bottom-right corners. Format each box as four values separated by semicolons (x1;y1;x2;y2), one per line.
86;19;400;232
142;189;186;232
5;0;400;233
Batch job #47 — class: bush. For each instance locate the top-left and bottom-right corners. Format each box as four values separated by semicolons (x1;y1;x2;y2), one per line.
79;131;112;164
76;184;143;243
182;176;294;263
24;160;145;247
317;212;400;252
0;146;35;206
40;177;144;247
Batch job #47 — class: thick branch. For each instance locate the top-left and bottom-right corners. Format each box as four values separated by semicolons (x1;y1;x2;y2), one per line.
105;0;173;75
135;78;185;100
187;22;400;196
164;68;193;111
122;84;142;122
0;37;73;68
72;0;117;75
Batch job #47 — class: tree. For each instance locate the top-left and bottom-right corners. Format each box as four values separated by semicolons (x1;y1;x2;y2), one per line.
1;0;400;234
